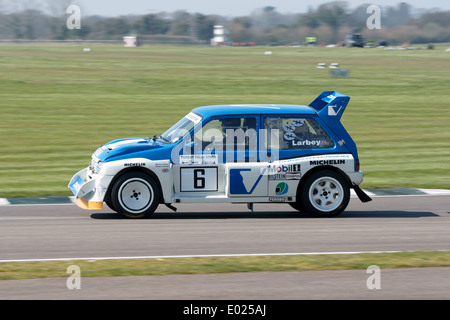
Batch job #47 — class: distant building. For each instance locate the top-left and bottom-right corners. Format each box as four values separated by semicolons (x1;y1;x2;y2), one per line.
211;25;226;46
123;36;138;47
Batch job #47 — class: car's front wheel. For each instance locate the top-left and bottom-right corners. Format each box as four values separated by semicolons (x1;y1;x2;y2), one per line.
300;170;350;217
110;172;160;218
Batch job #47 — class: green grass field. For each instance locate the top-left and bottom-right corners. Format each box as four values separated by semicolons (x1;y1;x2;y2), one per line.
1;251;450;280
0;43;449;198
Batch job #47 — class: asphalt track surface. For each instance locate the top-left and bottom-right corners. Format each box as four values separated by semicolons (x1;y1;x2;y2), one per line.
1;195;449;300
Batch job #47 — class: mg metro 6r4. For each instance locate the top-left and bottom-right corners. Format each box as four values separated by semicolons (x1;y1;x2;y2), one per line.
69;91;371;218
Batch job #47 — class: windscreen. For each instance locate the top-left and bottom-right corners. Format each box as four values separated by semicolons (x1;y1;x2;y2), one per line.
160;112;202;143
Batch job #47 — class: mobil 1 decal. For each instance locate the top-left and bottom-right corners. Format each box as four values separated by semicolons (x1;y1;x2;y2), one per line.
267;163;301;181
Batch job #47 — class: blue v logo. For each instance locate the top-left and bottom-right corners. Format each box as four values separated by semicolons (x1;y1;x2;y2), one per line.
229;168;266;195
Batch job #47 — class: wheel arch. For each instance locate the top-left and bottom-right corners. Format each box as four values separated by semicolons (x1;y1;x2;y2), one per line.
298;165;351;195
296;165;351;217
104;167;165;204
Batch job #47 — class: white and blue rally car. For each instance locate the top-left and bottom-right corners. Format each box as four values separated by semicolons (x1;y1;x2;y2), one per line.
69;91;371;218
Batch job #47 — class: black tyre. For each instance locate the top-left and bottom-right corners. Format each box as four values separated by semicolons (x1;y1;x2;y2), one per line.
288;201;305;212
300;170;350;217
110;172;160;218
105;200;116;212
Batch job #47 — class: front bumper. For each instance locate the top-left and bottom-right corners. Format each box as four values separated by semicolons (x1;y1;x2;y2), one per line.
68;168;113;210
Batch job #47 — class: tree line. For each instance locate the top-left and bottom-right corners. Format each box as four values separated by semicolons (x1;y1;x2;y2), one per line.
1;1;449;45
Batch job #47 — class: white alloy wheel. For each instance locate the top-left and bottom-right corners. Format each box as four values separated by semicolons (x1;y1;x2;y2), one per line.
308;176;344;212
118;178;154;213
111;172;160;218
301;170;350;217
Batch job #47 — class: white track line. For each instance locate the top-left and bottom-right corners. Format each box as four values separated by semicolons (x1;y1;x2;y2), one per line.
0;198;11;206
0;250;416;263
418;189;450;196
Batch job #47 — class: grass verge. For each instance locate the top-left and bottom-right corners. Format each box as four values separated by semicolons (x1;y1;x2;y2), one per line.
1;250;449;280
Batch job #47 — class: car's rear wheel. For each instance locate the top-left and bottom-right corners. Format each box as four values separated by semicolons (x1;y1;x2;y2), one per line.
300;170;350;217
110;172;160;218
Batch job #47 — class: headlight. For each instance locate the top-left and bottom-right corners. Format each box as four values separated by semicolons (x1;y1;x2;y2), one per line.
94;160;103;174
89;157;103;174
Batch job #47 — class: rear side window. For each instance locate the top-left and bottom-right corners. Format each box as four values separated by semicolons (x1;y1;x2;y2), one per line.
264;117;334;150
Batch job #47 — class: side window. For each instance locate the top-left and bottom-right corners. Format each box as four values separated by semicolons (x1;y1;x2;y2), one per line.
264;117;334;150
195;117;257;151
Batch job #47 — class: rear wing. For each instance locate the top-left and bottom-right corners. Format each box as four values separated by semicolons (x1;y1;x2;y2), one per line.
308;91;359;160
308;91;350;121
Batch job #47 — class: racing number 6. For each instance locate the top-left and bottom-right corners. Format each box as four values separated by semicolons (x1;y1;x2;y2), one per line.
193;169;205;189
180;167;217;192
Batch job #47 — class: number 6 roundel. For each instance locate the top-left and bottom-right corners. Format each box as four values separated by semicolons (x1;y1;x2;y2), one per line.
180;167;218;192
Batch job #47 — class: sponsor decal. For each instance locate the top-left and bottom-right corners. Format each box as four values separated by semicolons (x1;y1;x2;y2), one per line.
275;182;289;195
328;104;343;116
292;140;323;147
70;176;83;194
269;196;286;202
124;163;146;167
185;112;202;123
269;172;301;181
162;168;169;173
310;159;346;165
284;124;296;132
269;173;285;181
155;162;170;168
94;146;106;158
179;155;218;165
285;172;301;180
267;164;301;173
230;168;266;195
292;119;305;127
283;132;296;141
